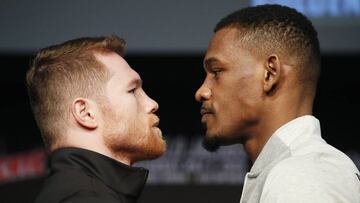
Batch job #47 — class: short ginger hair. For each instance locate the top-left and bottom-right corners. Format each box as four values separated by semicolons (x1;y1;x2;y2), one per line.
26;35;126;149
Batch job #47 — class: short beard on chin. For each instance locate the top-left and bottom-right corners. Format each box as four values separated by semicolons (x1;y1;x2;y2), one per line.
105;131;166;164
133;135;167;162
202;136;220;152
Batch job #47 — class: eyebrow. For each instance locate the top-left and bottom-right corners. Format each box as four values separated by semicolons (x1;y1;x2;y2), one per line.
128;77;142;88
203;57;220;71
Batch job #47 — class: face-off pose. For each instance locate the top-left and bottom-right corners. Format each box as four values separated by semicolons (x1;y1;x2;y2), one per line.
27;35;166;203
196;4;360;203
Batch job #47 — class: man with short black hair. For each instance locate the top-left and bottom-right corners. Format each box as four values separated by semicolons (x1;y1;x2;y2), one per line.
195;4;360;202
27;35;166;202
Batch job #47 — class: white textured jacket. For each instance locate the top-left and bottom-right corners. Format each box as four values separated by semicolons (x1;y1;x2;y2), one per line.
240;115;360;203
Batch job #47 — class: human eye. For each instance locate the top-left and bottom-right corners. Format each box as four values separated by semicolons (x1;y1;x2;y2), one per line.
211;68;222;79
128;88;136;93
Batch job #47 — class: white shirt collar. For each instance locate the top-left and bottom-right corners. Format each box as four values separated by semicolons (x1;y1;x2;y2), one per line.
273;115;322;147
248;115;322;177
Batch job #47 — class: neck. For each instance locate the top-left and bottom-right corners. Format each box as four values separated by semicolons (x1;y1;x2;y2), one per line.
61;129;133;166
243;95;313;163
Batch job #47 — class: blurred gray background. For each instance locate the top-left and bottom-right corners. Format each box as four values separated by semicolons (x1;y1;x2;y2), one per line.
1;0;360;54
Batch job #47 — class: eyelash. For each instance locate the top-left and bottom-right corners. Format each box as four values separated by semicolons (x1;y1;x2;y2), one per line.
128;88;136;93
212;68;222;78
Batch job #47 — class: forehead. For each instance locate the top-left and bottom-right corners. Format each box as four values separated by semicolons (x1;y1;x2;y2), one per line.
204;28;258;67
205;28;239;60
95;52;140;83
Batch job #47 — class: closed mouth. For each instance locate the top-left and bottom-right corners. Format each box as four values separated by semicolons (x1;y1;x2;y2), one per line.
200;107;213;115
152;118;160;127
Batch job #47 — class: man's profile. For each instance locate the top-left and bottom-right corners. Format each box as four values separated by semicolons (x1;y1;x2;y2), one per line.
26;35;166;203
195;4;360;202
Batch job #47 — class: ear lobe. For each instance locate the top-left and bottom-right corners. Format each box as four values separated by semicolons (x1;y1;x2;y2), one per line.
71;98;98;130
264;55;281;94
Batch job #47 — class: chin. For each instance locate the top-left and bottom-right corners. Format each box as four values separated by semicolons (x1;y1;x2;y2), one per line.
134;140;166;162
202;136;220;152
148;145;166;160
205;129;243;146
150;136;167;156
140;133;167;160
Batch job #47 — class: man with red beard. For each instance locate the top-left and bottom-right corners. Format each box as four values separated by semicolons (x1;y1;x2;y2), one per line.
195;4;360;203
26;35;166;203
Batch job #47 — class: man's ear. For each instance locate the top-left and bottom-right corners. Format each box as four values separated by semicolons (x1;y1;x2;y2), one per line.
264;55;281;94
71;98;98;129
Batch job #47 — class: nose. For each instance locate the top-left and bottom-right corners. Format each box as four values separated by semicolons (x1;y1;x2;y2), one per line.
149;98;159;113
195;84;211;102
145;93;159;113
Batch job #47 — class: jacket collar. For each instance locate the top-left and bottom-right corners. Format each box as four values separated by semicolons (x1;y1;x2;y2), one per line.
248;115;322;178
49;147;149;197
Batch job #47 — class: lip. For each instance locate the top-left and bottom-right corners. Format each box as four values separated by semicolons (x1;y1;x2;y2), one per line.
200;107;213;115
200;106;214;124
154;126;163;138
201;114;212;124
152;118;160;127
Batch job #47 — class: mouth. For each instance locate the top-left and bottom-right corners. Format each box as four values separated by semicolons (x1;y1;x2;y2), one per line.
200;106;213;116
200;106;214;124
151;117;163;138
152;117;160;127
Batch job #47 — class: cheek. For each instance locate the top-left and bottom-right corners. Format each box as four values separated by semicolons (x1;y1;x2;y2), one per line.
215;84;261;123
113;95;139;115
235;71;264;105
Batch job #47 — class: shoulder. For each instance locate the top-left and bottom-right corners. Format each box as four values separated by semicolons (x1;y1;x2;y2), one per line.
260;141;360;203
35;169;116;203
288;137;359;176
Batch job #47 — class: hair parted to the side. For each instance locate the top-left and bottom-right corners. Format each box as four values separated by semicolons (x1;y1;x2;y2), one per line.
26;35;126;150
215;4;321;84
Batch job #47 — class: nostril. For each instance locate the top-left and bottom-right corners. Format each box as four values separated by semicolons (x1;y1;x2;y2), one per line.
202;90;211;99
151;100;159;113
195;87;211;102
195;89;204;102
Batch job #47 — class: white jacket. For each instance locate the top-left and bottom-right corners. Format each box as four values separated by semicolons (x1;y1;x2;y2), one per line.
240;116;360;203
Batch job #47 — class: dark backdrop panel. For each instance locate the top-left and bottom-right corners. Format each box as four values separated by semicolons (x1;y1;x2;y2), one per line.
313;55;360;150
